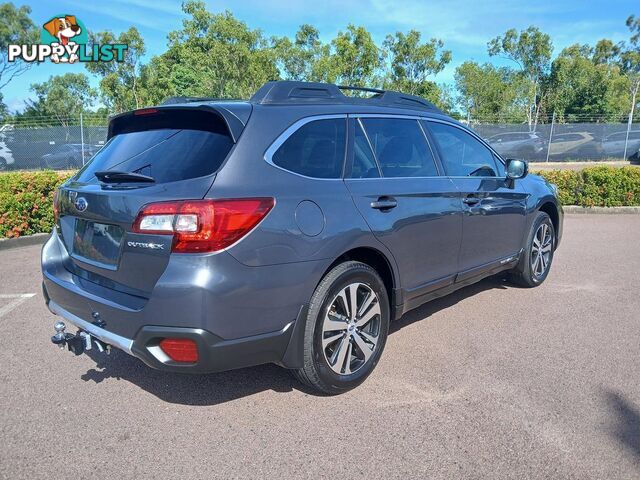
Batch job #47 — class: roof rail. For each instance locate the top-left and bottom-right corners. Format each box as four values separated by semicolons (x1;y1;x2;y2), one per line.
337;85;385;95
250;81;442;113
161;96;242;105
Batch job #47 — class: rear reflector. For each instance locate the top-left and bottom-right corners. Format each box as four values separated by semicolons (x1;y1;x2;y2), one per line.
132;198;275;253
159;338;199;363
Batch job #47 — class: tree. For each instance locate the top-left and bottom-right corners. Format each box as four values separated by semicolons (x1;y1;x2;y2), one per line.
0;3;38;90
383;30;451;97
325;25;383;87
620;16;640;120
545;44;629;121
272;25;329;82
0;92;8;122
84;27;146;113
593;39;621;65
26;74;97;138
617;15;640;158
455;61;524;121
143;1;278;102
488;26;553;128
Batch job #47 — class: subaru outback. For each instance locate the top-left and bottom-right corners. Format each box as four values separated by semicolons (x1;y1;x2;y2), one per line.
42;81;563;394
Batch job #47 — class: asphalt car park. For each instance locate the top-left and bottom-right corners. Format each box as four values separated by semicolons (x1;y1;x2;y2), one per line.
1;213;639;479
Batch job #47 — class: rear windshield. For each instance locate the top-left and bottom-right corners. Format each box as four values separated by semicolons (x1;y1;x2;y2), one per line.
75;110;233;184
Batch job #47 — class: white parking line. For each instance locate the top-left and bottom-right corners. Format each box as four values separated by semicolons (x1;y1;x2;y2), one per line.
0;293;36;319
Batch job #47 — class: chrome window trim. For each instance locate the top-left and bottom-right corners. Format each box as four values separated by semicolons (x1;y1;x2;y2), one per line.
263;112;511;181
423;118;510;180
423;117;506;165
351;114;443;180
355;117;383;178
263;114;348;181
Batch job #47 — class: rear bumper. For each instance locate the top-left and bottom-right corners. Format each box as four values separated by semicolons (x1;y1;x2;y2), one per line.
48;299;134;354
45;293;303;373
42;229;327;372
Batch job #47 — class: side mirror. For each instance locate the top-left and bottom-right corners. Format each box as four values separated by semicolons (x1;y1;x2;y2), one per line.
506;158;528;180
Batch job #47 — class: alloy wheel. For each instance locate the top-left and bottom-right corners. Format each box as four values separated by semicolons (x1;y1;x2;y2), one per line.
531;223;553;278
321;282;381;375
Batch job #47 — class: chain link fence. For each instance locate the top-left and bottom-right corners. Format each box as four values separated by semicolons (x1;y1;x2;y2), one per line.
0;114;108;171
469;114;640;163
0;113;638;171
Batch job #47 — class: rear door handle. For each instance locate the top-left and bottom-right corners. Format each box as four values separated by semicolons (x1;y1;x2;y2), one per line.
371;197;398;210
462;196;481;206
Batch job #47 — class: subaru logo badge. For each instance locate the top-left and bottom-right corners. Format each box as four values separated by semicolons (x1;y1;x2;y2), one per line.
75;197;88;212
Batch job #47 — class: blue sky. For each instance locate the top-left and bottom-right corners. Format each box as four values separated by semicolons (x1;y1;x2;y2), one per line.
3;0;637;111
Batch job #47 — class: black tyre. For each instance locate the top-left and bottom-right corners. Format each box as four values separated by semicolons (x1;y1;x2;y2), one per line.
0;157;7;171
509;211;555;288
293;261;390;394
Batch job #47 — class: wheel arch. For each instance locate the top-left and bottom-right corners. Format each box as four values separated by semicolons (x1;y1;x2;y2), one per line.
280;245;400;370
322;246;400;319
538;201;559;244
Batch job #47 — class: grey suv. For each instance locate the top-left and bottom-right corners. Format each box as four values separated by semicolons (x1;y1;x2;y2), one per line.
42;81;563;394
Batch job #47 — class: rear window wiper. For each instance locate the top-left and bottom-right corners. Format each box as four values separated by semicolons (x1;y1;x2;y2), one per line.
95;171;155;183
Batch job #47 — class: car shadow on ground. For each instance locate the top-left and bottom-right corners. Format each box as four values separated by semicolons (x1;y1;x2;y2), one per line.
603;389;640;460
80;275;509;406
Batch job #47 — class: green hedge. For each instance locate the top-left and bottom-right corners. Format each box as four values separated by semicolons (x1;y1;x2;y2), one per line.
535;166;640;207
1;166;639;238
0;171;72;238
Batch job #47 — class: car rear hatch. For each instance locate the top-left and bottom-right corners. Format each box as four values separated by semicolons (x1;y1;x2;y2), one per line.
54;103;250;298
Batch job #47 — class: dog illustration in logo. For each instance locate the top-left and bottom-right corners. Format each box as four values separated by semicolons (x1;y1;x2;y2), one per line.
43;15;82;63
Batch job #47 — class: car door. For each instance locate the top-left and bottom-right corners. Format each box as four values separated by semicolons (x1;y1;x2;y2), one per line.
424;120;527;278
344;116;462;299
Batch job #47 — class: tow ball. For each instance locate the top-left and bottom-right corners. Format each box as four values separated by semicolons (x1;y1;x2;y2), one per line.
51;321;111;356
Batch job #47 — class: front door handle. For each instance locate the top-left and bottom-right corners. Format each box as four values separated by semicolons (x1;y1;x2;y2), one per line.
371;196;398;210
462;196;481;206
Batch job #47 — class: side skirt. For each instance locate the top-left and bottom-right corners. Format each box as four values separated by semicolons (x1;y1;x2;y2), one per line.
399;251;521;316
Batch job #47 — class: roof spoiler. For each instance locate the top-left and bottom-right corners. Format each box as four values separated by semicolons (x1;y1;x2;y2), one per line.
107;103;251;143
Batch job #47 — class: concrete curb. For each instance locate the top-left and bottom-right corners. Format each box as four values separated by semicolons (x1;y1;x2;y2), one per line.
563;206;640;214
0;233;49;251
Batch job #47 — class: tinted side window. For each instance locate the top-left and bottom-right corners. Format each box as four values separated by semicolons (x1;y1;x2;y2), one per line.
360;118;438;178
427;122;498;177
350;121;380;178
272;118;346;178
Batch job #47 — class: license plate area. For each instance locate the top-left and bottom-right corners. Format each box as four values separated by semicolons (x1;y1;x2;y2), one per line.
72;219;124;269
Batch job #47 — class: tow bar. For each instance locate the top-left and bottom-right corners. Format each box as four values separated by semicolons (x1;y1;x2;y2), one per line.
51;321;111;356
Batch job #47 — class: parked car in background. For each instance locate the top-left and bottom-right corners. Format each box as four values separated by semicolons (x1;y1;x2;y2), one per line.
0;141;15;170
0;124;14;136
548;132;604;160
601;130;640;161
40;144;101;169
486;131;546;160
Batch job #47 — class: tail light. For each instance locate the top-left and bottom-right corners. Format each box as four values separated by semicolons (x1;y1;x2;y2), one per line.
159;338;198;363
132;198;275;253
133;108;158;116
52;189;59;223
